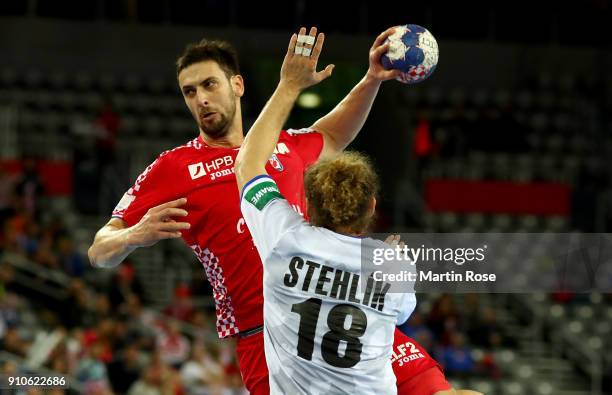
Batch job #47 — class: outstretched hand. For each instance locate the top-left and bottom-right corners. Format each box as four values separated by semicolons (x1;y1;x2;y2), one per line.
280;26;335;93
367;27;403;82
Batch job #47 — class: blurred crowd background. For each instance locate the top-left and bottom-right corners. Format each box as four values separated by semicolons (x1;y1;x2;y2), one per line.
1;1;611;394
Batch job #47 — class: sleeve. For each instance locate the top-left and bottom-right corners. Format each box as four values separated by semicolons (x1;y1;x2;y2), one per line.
396;293;417;326
284;128;324;168
111;153;175;227
240;175;305;261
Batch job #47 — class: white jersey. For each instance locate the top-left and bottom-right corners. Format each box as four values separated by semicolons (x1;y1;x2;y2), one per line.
240;175;416;395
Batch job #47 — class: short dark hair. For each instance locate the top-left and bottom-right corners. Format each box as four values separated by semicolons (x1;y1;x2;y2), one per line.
176;39;240;78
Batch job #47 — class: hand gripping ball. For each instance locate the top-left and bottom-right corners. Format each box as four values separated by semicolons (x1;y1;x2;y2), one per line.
381;24;439;84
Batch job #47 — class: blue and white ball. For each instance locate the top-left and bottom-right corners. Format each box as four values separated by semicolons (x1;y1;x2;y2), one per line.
381;24;439;84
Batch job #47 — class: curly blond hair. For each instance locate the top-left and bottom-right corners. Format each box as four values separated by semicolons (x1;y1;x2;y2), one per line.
305;151;379;233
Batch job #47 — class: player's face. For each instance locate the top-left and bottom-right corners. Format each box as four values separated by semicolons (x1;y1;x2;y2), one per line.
178;61;244;139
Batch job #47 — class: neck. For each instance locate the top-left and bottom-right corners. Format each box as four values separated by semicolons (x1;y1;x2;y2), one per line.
200;128;244;148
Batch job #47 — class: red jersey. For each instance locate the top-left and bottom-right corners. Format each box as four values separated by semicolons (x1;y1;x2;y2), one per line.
112;128;323;338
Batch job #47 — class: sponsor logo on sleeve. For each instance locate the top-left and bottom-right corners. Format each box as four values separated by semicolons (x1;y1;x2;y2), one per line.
244;181;284;211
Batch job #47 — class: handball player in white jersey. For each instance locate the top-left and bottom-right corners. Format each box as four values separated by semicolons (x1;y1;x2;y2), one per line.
235;28;416;394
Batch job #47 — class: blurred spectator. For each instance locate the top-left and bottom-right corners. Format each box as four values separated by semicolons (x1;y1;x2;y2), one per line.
14;158;44;218
127;353;181;395
398;311;435;353
428;294;461;344
108;262;145;307
82;316;115;363
439;331;475;375
95;98;121;168
61;279;92;328
467;307;508;349
58;236;87;277
32;228;60;270
75;340;113;394
1;324;31;357
0;293;22;335
180;341;225;395
0;163;16;224
16;220;40;257
163;284;194;322
189;311;215;344
157;321;190;368
122;294;157;350
108;343;145;395
2;360;19;375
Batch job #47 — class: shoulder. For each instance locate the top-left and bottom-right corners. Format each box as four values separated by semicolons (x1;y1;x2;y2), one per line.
160;137;204;159
152;137;209;168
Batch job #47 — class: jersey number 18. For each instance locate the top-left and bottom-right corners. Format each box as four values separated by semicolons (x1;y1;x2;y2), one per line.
291;298;368;368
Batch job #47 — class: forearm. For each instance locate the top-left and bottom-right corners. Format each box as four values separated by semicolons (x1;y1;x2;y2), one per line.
88;226;136;268
312;74;382;152
235;82;300;187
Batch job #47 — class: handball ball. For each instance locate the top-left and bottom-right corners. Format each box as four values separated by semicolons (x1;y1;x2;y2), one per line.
381;24;439;84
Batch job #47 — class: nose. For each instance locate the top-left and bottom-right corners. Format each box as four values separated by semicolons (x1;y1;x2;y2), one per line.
196;87;209;106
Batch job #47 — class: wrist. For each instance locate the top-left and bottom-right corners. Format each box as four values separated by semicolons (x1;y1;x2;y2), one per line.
364;71;383;86
123;226;138;250
277;80;302;98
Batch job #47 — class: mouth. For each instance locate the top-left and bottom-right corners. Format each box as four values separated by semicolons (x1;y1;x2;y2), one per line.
200;112;217;121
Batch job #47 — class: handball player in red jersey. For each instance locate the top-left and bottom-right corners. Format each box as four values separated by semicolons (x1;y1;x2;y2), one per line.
89;26;479;395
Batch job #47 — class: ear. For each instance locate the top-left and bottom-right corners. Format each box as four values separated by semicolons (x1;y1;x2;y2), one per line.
369;197;377;216
231;75;245;97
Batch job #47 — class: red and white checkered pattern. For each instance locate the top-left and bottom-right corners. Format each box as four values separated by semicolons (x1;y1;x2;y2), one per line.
397;65;430;84
190;245;239;338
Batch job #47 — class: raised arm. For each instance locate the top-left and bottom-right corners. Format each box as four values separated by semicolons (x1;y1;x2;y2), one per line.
235;26;334;191
88;198;190;268
312;27;401;159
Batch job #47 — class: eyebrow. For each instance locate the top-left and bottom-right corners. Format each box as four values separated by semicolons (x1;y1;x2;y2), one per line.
181;76;218;91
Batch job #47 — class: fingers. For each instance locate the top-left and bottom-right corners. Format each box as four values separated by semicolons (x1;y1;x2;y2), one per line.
375;68;402;82
372;26;397;50
151;198;187;212
304;27;317;56
310;32;325;61
158;221;191;232
295;26;318;57
294;26;308;55
157;230;184;240
286;33;298;59
384;234;401;246
157;207;189;220
371;42;390;60
386;69;403;80
316;64;335;82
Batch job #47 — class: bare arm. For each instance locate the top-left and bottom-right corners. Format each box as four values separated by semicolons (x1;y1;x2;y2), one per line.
434;389;484;395
235;26;334;191
88;198;190;268
312;27;401;159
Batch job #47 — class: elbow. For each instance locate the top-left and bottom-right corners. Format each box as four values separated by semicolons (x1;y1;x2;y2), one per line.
234;159;246;182
88;237;109;269
234;150;246;174
87;244;101;268
234;157;244;174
